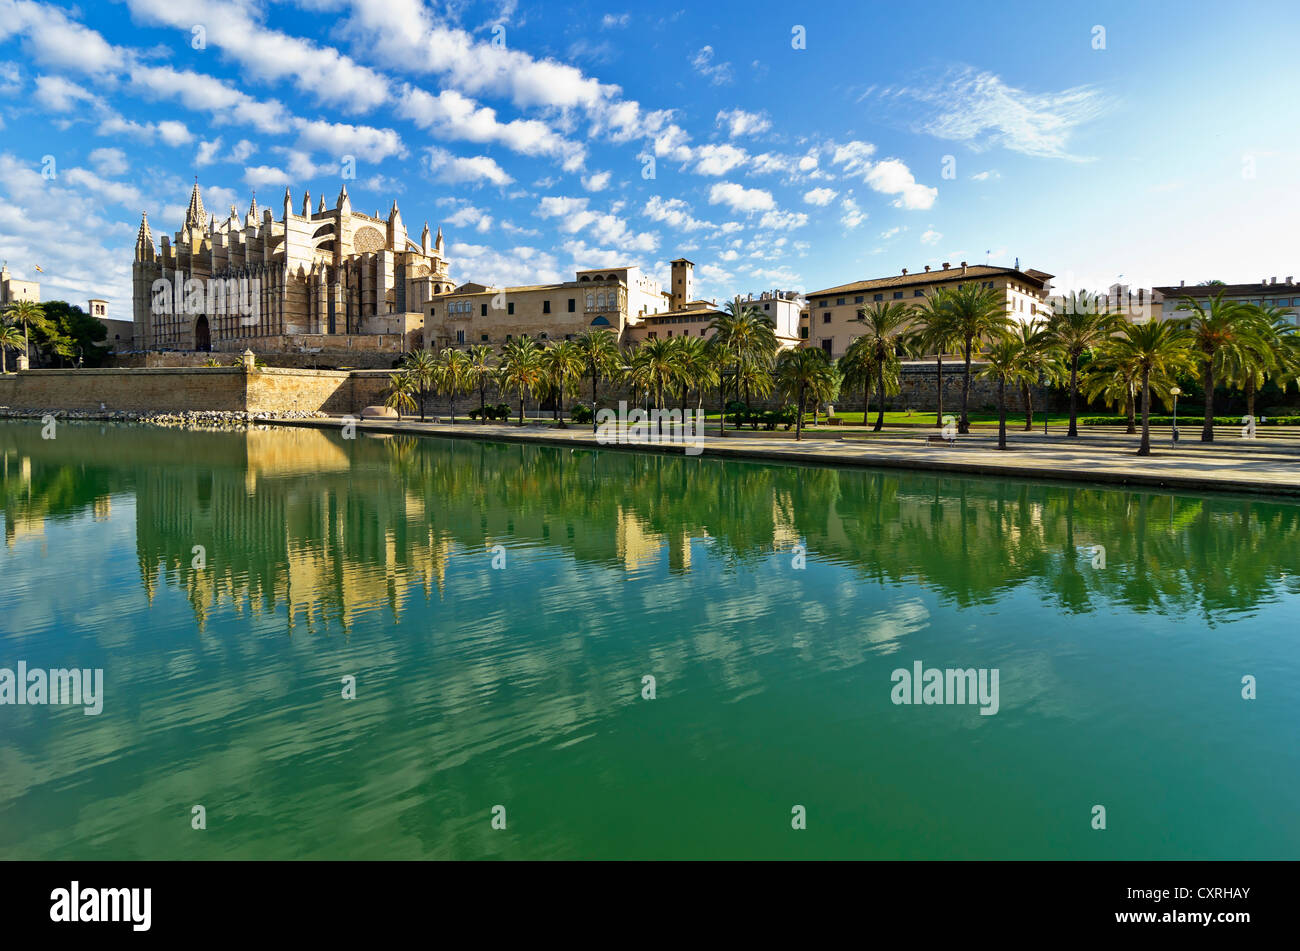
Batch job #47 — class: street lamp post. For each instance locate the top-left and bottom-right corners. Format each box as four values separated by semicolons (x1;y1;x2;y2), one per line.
1170;386;1182;444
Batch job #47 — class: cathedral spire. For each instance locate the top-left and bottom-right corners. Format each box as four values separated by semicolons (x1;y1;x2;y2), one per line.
184;180;206;231
337;183;350;214
248;192;258;218
134;211;156;262
302;190;312;217
421;221;431;254
434;226;443;255
318;194;326;214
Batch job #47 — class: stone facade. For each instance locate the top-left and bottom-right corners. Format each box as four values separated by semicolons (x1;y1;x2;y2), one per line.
132;182;453;355
802;262;1054;359
0;263;39;306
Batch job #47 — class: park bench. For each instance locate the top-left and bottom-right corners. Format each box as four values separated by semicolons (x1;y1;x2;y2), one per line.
926;432;956;447
825;416;845;426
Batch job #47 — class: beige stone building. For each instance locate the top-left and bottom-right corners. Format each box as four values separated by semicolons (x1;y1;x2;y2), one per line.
424;260;677;349
87;298;135;351
132;182;454;358
801;261;1054;359
0;263;40;307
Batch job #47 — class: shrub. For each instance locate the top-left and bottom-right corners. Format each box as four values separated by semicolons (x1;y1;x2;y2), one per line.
570;404;594;424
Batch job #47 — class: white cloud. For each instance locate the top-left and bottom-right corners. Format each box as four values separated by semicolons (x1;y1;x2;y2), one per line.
921;229;942;245
292;118;405;163
803;187;838;207
424;147;513;186
96;115;193;147
692;143;748;176
910;66;1110;160
600;13;629;28
759;209;808;231
708;182;774;213
33;74;101;112
643;195;713;232
830;140;878;178
397;85;583;170
716;108;770;138
243;165;292;189
88;147;128;177
840;197;865;229
865;158;938;210
537;195;656;252
690;46;733;86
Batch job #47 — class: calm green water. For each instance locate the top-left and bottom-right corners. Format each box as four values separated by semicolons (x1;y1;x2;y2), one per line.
1;420;1297;859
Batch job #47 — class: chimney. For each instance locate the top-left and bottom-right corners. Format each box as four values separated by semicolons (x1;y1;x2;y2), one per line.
960;261;967;274
1180;280;1185;287
1287;276;1294;284
1271;276;1278;284
924;265;931;272
942;262;950;269
901;268;908;276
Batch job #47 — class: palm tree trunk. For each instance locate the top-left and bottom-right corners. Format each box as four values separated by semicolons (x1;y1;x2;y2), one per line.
935;353;944;428
874;363;885;432
591;372;599;434
1246;376;1256;421
1202;360;1215;442
1067;356;1080;437
959;339;972;434
1125;386;1136;435
518;392;525;426
479;381;486;421
1022;383;1033;431
863;376;872;427
796;385;805;441
1137;369;1152;456
449;395;456;425
997;377;1007;450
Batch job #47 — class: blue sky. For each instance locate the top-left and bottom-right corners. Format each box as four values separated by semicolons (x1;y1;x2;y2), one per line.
2;0;1299;316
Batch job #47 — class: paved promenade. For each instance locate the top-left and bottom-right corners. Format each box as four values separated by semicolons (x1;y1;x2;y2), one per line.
266;415;1300;498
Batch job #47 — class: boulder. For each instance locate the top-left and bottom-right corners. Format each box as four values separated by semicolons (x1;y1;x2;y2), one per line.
360;405;399;419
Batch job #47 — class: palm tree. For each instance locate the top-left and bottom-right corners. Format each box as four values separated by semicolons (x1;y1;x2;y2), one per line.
1222;304;1293;422
384;372;418;418
0;324;24;374
1081;360;1140;434
854;300;909;431
499;336;543;425
907;287;957;428
976;336;1020;449
709;297;778;429
1106;320;1198;455
538;339;584;427
775;347;834;440
4;300;45;366
1176;291;1260;442
670;335;718;415
629;338;683;437
1006;318;1058;430
837;337;876;425
465;344;496;420
947;282;1012;434
1044;291;1121;437
574;328;621;434
434;347;472;423
399;348;439;422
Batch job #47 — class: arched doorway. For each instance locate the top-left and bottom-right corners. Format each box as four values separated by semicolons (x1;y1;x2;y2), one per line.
195;315;211;352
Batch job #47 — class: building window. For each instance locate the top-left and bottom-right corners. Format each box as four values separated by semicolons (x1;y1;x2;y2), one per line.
480;334;489;342
893;291;903;299
648;331;657;340
819;299;828;308
506;334;513;341
543;300;551;314
800;327;809;339
480;303;487;316
456;330;465;344
854;296;864;304
507;302;515;315
836;297;846;305
540;332;548;339
763;302;770;310
822;312;831;323
820;339;832;355
586;293;595;309
568;298;576;312
914;289;925;297
873;293;884;301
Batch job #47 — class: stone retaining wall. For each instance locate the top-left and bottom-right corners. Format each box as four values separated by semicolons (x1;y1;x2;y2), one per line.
0;361;1047;418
